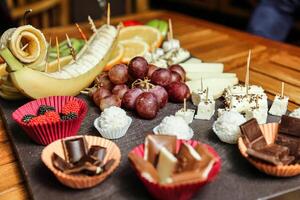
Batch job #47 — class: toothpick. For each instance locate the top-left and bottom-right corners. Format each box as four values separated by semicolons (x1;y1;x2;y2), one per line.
205;87;209;103
281;82;285;97
245;50;251;95
75;23;88;42
201;77;203;91
21;43;29;51
23;9;32;25
55;37;61;72
168;18;173;40
45;37;51;73
107;3;111;25
88;16;97;34
183;98;186;112
65;34;76;61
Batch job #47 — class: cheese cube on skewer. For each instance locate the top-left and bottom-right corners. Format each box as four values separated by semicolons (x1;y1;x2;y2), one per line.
269;95;289;116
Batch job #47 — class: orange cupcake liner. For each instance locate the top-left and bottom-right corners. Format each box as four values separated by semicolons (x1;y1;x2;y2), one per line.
238;123;300;177
41;135;121;189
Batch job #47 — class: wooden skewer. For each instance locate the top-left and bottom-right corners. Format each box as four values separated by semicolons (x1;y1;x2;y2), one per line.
245;49;251;95
201;77;203;91
21;43;29;51
65;34;76;61
168;18;173;41
23;9;32;25
45;37;51;73
183;98;186;112
205;87;209;103
75;23;88;42
107;3;111;25
88;16;97;34
281;82;285;97
55;37;61;72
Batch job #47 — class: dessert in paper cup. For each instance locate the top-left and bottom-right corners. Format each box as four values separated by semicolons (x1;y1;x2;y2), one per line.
12;96;88;145
128;134;221;200
41;135;121;189
94;106;132;139
238;117;300;177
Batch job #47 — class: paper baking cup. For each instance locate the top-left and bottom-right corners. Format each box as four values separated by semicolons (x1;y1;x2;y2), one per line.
238;123;300;177
41;135;121;189
12;96;88;145
129;139;221;200
94;116;132;139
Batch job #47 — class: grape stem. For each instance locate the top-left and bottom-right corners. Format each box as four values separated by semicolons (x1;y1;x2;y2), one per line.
131;78;155;91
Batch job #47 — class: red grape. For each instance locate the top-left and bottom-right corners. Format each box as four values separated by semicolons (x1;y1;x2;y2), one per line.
122;88;143;110
128;56;149;79
149;85;168;108
112;84;129;99
95;72;114;90
147;64;158;78
92;87;112;106
151;68;171;87
169;64;186;81
135;92;159;119
108;64;128;84
170;71;182;83
99;95;122;111
166;82;190;103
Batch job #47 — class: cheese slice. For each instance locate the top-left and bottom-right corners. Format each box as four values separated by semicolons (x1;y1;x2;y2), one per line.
181;63;224;73
187;77;239;99
182;57;202;64
186;72;236;80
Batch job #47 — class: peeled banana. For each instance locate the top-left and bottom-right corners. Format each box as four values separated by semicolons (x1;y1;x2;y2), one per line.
0;24;119;99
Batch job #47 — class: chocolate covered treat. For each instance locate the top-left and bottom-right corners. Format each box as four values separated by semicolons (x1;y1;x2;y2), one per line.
194;144;216;179
144;135;177;166
62;137;88;163
128;152;159;182
52;137;113;176
156;147;178;183
247;144;293;166
176;143;202;173
170;171;205;184
279;115;300;137
240;118;267;149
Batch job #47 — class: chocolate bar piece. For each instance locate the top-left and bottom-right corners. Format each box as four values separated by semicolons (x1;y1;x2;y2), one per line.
156;147;178;183
247;144;291;166
240;118;267;149
52;153;73;171
279;115;300;137
176;143;202;173
144;135;176;166
169;171;205;185
276;134;300;160
88;145;107;163
64;162;103;176
62;137;88;163
128;152;159;183
194;144;216;179
102;159;115;172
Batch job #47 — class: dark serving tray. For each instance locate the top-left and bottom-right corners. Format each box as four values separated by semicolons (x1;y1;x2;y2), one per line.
0;95;299;200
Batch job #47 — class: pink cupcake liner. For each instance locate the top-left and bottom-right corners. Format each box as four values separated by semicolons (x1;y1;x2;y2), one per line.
129;139;221;200
12;96;88;145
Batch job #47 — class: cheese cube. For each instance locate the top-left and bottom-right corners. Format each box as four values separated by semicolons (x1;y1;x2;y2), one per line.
194;100;215;120
175;109;195;124
245;107;268;124
269;95;289;116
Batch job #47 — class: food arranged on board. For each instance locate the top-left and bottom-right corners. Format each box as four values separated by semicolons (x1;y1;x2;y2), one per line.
0;3;299;200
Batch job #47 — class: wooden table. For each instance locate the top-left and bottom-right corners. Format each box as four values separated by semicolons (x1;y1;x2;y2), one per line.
0;10;299;200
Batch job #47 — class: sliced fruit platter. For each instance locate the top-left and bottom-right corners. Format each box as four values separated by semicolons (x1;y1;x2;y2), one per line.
0;4;300;200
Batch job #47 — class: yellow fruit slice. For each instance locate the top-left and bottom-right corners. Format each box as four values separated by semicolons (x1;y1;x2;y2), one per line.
104;44;124;71
0;63;8;76
119;40;149;64
118;25;162;51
